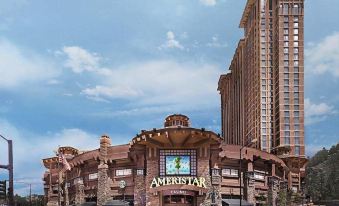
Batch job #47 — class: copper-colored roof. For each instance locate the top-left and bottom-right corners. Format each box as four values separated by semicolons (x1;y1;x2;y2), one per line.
219;144;288;170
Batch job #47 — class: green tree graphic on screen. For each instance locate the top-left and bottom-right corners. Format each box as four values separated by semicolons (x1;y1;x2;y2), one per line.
174;156;182;174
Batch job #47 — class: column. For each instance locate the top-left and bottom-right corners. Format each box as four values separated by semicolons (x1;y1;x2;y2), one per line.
268;176;279;206
134;169;146;206
75;179;85;205
97;135;111;206
245;171;255;204
145;147;160;206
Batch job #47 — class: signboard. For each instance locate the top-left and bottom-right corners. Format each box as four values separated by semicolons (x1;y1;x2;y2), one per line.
166;155;190;175
150;177;206;188
163;190;195;196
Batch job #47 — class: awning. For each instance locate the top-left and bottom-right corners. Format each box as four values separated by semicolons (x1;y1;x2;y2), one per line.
222;199;254;206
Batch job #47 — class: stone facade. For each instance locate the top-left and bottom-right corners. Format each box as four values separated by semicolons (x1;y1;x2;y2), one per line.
74;180;85;205
97;135;111;206
134;174;146;206
145;158;160;206
245;172;255;204
268;176;280;206
42;114;290;206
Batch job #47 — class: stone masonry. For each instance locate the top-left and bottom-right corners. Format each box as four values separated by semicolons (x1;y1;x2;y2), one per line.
97;135;111;206
134;174;146;206
145;158;159;206
245;171;256;204
74;180;85;205
268;176;280;206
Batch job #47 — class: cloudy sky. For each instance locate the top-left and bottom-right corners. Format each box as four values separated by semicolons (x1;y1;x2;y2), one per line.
0;0;338;195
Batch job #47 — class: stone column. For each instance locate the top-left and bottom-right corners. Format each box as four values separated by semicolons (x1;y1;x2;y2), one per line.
268;176;279;206
75;179;85;205
97;135;111;206
245;171;255;204
134;169;146;206
197;158;213;206
204;168;222;206
145;158;160;206
64;183;69;206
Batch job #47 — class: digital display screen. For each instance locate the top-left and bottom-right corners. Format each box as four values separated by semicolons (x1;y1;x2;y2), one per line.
165;155;190;175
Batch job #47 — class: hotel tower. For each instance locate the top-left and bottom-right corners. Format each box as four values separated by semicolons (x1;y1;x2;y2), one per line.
218;0;307;190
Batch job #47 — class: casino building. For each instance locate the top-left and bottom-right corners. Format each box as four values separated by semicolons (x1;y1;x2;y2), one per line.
43;114;290;206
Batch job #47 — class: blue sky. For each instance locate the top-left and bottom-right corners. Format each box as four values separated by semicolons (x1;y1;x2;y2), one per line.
0;0;338;195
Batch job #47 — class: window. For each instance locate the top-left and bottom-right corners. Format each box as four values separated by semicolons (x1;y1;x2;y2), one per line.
294;16;299;22
295;137;300;144
284;67;289;73
284;16;289;22
294;35;299;41
116;169;132;176
294;48;299;53
284;61;289;67
137;169;144;176
284;124;290;130
294;73;299;79
294;124;300;130
294;61;299;66
284;136;290;145
284;105;290;110
254;172;265;180
294;22;299;28
284;54;289;60
284;111;290;117
284;73;289;79
89;173;98;180
284;35;289;41
294;111;300;117
294;67;299;73
284;86;289;92
222;168;238;177
294;54;299;60
294;86;299;92
295;146;300;155
284;29;289;35
284;48;289;53
294;41;299;47
284;79;289;85
294;105;300;110
294;117;299;123
294;29;299;34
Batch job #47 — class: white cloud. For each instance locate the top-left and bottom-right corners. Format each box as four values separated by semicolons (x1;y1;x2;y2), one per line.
200;0;217;6
305;98;337;125
62;46;100;73
80;60;221;108
0;118;101;195
0;39;59;89
206;35;228;48
159;31;184;50
306;32;339;77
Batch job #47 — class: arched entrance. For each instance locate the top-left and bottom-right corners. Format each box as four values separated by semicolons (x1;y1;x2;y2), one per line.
162;190;196;206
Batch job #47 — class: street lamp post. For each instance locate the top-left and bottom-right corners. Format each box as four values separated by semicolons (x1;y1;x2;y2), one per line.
0;134;14;206
239;138;257;206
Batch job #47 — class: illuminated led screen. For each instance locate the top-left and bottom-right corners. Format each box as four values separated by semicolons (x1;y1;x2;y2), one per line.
165;155;190;175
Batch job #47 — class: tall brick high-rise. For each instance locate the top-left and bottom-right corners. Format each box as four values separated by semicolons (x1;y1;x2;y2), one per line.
218;0;307;191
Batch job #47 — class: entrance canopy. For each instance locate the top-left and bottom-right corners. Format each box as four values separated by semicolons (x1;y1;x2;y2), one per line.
222;199;254;206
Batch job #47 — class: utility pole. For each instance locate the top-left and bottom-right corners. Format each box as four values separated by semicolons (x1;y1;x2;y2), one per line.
0;134;14;206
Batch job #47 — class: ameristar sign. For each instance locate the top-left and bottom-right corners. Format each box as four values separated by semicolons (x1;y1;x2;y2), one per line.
150;177;207;188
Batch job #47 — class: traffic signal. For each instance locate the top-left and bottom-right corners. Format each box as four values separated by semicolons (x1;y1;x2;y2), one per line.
0;180;6;199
